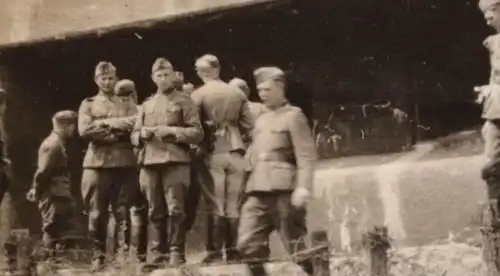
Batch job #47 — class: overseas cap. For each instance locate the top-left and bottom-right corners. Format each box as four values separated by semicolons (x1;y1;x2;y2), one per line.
152;58;173;74
53;110;78;125
479;0;500;12
195;54;220;69
115;79;136;96
95;61;116;77
229;78;250;96
253;67;285;85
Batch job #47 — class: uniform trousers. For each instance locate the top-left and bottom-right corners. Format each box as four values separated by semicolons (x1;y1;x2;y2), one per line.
139;163;190;263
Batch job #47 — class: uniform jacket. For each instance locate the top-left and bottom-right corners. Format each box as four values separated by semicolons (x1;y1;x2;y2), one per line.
191;80;254;154
78;92;138;168
32;132;72;198
131;90;203;166
245;103;317;193
482;34;500;120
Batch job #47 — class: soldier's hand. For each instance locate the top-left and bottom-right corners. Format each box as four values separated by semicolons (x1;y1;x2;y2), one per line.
26;189;37;203
140;127;155;140
291;188;311;208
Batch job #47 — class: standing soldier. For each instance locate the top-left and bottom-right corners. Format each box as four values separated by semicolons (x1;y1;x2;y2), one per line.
26;110;80;266
114;79;148;263
477;0;500;273
191;54;253;264
78;62;140;271
237;67;316;276
229;78;268;120
131;58;203;266
0;87;9;205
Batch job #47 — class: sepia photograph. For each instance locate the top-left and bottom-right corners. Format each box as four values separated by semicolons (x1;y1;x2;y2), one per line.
0;0;495;275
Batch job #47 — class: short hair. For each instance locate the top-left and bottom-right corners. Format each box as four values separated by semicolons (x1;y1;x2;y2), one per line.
195;54;220;69
52;110;77;125
229;78;250;97
115;79;136;96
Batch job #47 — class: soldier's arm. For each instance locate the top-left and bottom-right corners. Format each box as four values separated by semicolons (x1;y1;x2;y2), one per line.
289;109;317;192
78;99;117;142
130;107;144;147
99;103;138;131
156;98;204;144
32;143;59;195
239;100;255;140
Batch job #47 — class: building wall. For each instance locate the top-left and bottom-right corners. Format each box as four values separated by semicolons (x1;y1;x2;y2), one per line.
0;0;276;46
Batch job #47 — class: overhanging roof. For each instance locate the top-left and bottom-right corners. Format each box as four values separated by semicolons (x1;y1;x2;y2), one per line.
0;0;287;49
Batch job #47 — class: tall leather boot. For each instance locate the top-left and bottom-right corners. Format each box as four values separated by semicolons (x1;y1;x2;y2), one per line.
168;215;186;266
225;217;241;264
130;207;147;263
201;215;225;264
89;230;106;272
115;218;129;265
147;221;167;265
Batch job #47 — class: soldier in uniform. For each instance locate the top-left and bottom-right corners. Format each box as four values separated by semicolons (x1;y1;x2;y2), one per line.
0;87;9;205
477;0;500;208
229;78;268;120
26;110;80;264
191;54;254;264
236;67;316;276
78;62;140;271
131;58;203;266
114;79;148;263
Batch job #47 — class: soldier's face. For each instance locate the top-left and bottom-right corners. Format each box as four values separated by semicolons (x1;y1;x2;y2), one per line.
257;81;285;108
95;74;117;93
485;6;500;31
152;69;174;90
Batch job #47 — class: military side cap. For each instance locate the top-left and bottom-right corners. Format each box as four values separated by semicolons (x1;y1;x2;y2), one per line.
254;67;285;85
195;54;220;69
95;61;116;77
115;79;136;96
53;110;78;124
229;78;250;96
479;0;500;12
152;58;173;73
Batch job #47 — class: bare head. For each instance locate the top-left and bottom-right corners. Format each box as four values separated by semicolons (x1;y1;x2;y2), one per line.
195;54;221;83
151;58;175;92
52;110;78;139
254;67;286;109
115;79;138;103
229;78;250;98
480;0;500;31
94;61;118;94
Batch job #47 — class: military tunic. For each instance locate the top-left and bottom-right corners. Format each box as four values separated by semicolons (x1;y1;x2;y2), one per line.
131;90;203;262
33;132;79;251
237;103;316;266
78;92;140;258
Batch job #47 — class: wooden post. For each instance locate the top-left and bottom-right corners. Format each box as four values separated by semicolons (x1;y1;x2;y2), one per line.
481;199;500;276
310;230;330;276
362;226;391;276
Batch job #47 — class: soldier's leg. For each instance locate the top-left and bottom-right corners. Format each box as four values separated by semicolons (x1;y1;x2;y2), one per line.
203;153;227;263
162;163;190;266
38;197;58;262
112;168;141;259
56;197;81;251
224;152;246;263
237;194;273;276
139;166;166;264
130;167;148;263
274;193;313;276
81;169;113;269
184;159;202;232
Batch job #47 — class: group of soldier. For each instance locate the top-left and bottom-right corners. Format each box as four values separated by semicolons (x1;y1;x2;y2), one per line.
22;53;317;275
